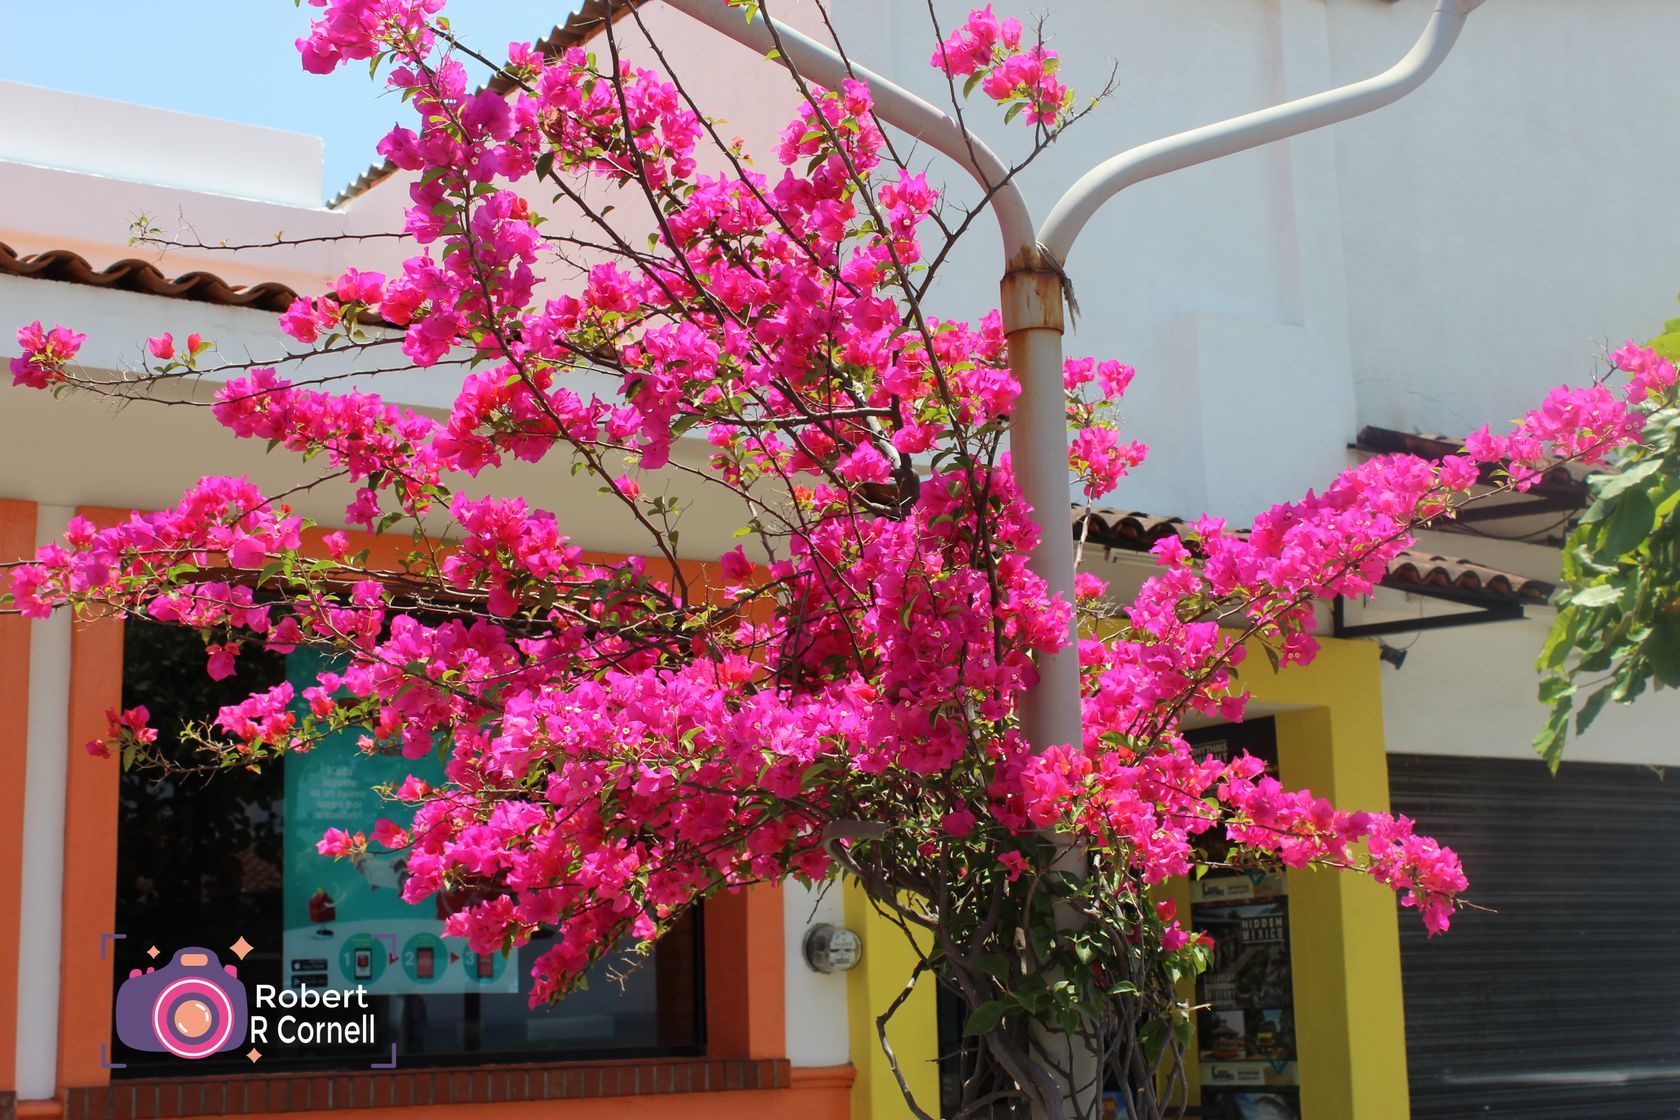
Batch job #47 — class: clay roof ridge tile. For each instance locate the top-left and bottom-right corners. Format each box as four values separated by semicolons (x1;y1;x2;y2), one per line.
0;239;301;313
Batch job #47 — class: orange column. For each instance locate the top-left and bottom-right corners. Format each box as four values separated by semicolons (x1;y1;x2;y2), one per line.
56;508;126;1091
704;883;786;1059
0;498;37;1096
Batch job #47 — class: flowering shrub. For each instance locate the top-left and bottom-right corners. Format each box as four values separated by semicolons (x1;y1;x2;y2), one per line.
3;2;1655;1115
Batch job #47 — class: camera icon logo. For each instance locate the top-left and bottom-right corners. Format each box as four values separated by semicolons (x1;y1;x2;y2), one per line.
114;946;247;1059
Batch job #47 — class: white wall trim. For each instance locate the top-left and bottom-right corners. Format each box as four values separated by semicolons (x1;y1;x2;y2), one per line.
782;879;850;1067
16;504;71;1098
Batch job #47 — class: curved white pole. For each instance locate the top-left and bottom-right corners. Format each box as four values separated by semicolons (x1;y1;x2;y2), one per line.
663;0;1039;263
1039;0;1484;267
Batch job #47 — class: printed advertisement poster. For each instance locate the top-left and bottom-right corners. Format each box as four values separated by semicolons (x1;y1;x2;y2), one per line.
1193;896;1297;1099
1194;901;1292;1011
281;652;517;995
1191;871;1287;906
1196;1007;1296;1066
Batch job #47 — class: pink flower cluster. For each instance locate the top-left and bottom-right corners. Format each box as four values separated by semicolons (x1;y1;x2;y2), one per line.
931;5;1072;126
87;705;156;759
145;332;207;363
1462;355;1663;486
210;367;440;526
11;322;84;389
296;0;444;75
1611;341;1677;404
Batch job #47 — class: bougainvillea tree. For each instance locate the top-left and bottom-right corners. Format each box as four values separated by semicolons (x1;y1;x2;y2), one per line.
4;2;1668;1117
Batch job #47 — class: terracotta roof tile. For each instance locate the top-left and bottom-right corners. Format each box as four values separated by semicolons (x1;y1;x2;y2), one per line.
1072;505;1555;605
0;240;300;313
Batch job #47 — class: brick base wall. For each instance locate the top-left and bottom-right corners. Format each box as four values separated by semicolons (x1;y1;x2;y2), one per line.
62;1058;790;1119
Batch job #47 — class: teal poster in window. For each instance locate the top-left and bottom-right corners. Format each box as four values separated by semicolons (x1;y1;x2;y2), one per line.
281;650;517;994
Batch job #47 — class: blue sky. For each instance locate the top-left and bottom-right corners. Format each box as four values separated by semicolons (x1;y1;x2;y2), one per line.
1;1;581;203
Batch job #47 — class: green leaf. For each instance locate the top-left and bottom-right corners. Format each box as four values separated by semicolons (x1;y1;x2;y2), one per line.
1570;584;1625;609
1533;696;1573;772
1574;685;1612;736
1537;608;1581;670
962;999;1009;1037
1654;486;1680;526
1648;616;1680;689
1593;458;1663;501
1603;489;1658;558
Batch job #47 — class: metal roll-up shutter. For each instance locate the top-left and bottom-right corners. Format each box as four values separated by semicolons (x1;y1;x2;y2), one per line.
1389;754;1680;1119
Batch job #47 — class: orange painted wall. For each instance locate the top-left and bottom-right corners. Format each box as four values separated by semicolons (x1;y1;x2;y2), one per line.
56;507;127;1090
0;497;37;1095
705;882;786;1059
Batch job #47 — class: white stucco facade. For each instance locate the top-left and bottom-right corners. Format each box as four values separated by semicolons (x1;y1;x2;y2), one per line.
810;0;1680;771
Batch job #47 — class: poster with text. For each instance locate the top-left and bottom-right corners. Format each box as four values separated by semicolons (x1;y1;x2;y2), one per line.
1193;901;1292;1011
281;651;518;995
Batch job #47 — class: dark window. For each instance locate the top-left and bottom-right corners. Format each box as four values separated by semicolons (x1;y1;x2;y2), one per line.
112;619;702;1076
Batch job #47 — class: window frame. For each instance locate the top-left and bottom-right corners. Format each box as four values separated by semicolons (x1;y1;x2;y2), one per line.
56;510;788;1113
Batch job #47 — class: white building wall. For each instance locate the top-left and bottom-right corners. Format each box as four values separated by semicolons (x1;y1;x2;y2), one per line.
0;81;324;210
816;0;1680;771
16;505;71;1099
782;882;850;1067
821;0;1365;521
1328;0;1680;440
1380;607;1680;770
819;0;1680;523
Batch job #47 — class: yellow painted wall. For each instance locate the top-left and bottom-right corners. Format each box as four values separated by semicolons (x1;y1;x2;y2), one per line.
1252;636;1411;1120
840;634;1410;1119
845;883;940;1120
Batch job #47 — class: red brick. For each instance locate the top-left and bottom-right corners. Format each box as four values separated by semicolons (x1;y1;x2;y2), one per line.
329;1076;350;1110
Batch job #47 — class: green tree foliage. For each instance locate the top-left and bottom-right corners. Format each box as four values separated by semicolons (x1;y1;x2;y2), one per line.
1536;309;1680;769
